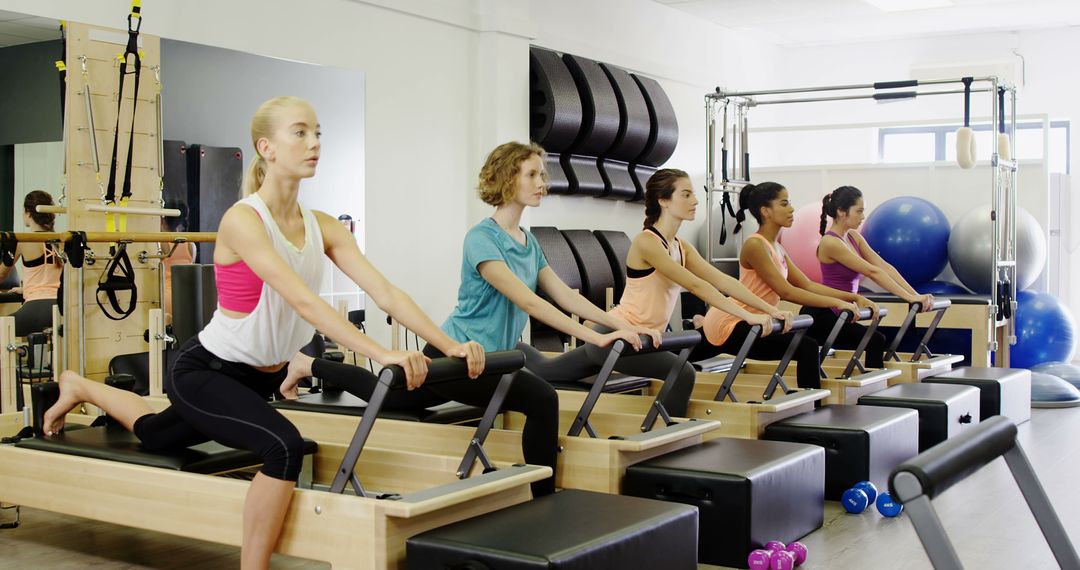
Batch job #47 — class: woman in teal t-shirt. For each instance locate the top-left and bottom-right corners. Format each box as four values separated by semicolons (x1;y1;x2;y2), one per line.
425;142;657;497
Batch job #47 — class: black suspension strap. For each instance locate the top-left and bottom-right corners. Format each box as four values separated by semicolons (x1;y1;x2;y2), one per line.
104;0;143;233
96;242;138;320
715;186;737;246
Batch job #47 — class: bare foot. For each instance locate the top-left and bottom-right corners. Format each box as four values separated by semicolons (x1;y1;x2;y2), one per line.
280;352;315;399
42;371;87;436
691;314;706;329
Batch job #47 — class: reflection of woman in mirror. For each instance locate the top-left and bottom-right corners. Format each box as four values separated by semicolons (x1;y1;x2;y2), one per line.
0;190;62;336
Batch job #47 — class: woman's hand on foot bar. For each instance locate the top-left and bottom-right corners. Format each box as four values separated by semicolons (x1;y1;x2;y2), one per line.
378;350;432;390
447;341;486;379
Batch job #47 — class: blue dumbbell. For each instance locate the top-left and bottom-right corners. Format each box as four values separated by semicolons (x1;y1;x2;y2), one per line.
841;487;869;513
876;491;903;517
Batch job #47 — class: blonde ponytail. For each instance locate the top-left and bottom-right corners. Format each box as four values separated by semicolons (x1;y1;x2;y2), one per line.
241;156;266;197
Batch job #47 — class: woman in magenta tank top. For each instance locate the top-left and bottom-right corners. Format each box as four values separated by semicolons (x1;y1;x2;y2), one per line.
804;186;934;368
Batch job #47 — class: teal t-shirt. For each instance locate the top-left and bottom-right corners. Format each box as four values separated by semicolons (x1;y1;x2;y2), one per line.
441;218;549;351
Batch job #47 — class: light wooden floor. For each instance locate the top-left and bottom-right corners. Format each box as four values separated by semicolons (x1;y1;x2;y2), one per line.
2;407;1079;569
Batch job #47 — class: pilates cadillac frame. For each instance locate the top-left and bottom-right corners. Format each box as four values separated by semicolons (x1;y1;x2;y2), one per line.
703;77;1019;366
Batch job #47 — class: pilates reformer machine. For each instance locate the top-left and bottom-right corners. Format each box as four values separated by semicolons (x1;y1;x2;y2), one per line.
0;350;550;567
704;77;1018;368
549;316;831;439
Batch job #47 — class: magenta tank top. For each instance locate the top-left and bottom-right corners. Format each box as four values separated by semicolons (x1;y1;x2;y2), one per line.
819;230;863;294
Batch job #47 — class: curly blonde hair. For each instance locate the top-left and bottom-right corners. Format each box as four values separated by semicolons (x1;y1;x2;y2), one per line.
477;141;547;206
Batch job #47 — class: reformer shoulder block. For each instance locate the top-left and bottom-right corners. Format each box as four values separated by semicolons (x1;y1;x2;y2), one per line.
406;489;698;569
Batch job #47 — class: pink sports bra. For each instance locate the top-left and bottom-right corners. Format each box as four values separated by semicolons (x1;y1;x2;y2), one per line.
214;259;263;312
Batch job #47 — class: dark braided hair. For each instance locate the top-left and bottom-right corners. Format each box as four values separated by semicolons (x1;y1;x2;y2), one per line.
819;185;862;235
643;168;689;228
734;182;786;233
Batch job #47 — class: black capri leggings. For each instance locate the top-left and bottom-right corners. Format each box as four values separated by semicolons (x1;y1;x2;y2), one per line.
133;337;307;482
516;331;696;417
13;299;56;336
390;344;557;498
689;321;822;390
800;306;885;369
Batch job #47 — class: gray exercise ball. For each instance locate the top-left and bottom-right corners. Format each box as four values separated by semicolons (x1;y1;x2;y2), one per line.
947;205;1047;294
1031;371;1080;408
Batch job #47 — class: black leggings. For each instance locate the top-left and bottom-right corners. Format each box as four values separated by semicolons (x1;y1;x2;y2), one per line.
800;306;885;369
689;321;822;390
517;338;696;418
387;345;558;497
13;299;56;336
133;338;306;481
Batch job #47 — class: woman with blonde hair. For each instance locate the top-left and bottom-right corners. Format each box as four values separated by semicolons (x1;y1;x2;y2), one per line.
42;96;485;569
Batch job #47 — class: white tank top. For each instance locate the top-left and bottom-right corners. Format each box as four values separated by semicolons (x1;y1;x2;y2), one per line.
199;194;325;366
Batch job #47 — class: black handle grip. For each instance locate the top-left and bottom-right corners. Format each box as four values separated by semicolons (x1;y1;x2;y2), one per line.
889;416;1016;502
874;80;919;89
383;350;525;389
873;91;917;101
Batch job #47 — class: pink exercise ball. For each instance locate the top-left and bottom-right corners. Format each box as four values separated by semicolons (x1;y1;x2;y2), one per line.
779;203;824;284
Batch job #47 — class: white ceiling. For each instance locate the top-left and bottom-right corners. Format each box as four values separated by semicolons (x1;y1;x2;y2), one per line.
654;0;1080;46
0;9;60;48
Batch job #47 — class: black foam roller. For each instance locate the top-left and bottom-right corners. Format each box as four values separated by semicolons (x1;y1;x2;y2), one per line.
562;154;606;197
562;54;620;157
599;158;638;201
599;63;651;161
529;47;583;152
561;230;616;309
630;164;657;202
633;74;679;167
544;153;571;195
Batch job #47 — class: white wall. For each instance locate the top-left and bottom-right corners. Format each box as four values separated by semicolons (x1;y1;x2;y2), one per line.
13;141;66;232
0;0;785;346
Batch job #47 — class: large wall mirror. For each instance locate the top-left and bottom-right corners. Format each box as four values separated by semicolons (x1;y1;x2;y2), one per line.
0;9;365;309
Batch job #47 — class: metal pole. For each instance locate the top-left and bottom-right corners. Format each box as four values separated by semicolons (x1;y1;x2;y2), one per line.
706;97;715;266
747;88;990;106
709;77;999;99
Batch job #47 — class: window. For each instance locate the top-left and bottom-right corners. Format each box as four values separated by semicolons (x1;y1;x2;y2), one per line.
879;121;1070;173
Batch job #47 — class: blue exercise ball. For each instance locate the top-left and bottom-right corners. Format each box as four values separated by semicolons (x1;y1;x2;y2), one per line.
1031;362;1080;391
862;197;950;285
917;280;970;295
1012;290;1077;369
1030;372;1080;408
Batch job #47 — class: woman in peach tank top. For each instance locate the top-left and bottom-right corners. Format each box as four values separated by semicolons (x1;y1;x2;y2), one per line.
523;169;793;416
0;191;63;336
690;182;877;390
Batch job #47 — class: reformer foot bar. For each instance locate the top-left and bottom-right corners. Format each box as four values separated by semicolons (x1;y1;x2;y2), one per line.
713;314;814;403
890;416;1080;570
884;299;953;363
819;306;889;378
568;331;702;437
